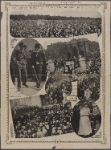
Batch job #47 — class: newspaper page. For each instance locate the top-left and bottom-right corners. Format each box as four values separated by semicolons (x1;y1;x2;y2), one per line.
1;1;110;149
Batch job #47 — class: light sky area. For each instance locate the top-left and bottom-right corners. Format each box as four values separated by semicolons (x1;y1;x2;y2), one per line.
12;10;101;18
37;33;100;50
15;33;101;52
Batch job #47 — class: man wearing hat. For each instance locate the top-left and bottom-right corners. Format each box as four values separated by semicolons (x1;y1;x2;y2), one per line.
11;42;28;91
30;43;46;88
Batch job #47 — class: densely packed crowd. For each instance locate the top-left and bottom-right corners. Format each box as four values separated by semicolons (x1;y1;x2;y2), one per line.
76;73;100;101
44;49;100;102
10;18;101;38
41;76;72;106
12;103;73;138
10;37;101;138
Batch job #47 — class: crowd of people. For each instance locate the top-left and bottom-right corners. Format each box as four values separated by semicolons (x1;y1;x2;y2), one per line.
11;57;101;138
12;96;101;138
44;51;100;102
42;59;100;105
10;18;101;38
41;76;72;106
12;103;73;138
74;72;100;101
10;36;101;138
71;101;101;137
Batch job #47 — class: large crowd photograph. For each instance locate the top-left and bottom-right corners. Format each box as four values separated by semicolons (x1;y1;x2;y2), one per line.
43;35;101;104
10;97;101;138
10;11;101;38
10;97;73;138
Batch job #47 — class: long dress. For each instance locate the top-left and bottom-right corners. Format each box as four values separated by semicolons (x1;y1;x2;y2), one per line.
79;57;86;72
78;107;92;136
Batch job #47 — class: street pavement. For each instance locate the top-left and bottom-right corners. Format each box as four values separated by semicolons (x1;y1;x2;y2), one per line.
19;81;45;96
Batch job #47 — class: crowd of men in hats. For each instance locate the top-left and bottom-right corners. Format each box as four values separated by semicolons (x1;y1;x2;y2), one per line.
43;52;100;104
10;18;101;38
10;42;47;91
12;102;73;138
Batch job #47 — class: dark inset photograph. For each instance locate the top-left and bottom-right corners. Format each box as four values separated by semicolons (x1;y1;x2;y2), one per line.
10;39;47;96
10;11;101;38
10;97;73;138
71;101;101;138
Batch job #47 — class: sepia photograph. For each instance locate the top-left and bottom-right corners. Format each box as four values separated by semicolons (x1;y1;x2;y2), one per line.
71;101;101;138
9;34;102;139
10;39;47;96
10;93;101;139
10;11;101;38
10;97;73;138
10;35;101;100
44;35;101;103
1;1;110;149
